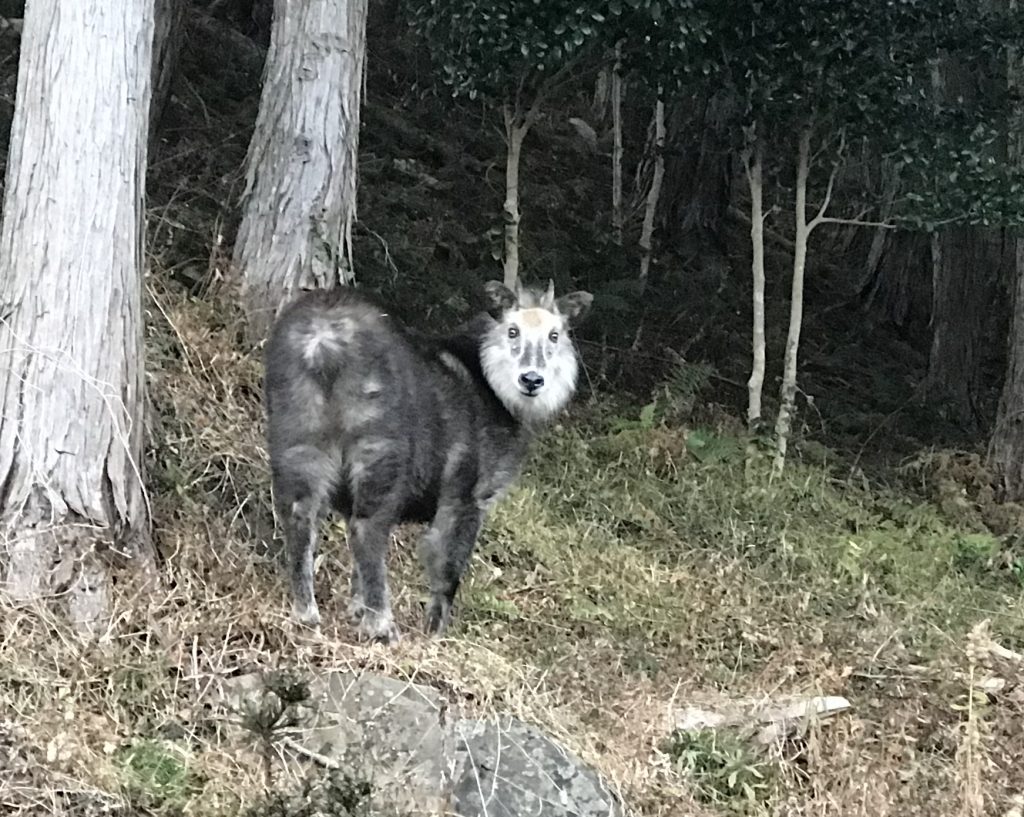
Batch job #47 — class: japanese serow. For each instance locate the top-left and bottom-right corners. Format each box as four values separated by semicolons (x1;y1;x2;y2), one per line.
262;279;592;643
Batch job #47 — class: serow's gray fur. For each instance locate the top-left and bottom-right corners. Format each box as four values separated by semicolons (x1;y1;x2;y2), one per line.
263;279;593;644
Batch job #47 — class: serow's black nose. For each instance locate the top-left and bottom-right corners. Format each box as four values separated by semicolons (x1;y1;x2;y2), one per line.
519;371;544;393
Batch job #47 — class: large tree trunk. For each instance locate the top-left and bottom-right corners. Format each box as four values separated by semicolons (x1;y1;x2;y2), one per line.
988;0;1024;498
0;0;154;629
925;226;991;428
234;0;368;340
990;237;1024;498
150;0;186;141
924;45;1003;430
858;160;901;294
860;232;931;329
648;90;734;248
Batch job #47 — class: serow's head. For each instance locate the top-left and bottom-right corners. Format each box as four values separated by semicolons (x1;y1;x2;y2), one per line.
479;279;593;424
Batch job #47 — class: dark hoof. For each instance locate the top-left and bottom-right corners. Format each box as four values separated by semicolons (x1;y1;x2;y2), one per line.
425;599;452;637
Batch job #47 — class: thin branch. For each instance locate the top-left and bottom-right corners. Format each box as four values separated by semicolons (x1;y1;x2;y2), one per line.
280;737;343;770
809;129;846;228
815;216;897;229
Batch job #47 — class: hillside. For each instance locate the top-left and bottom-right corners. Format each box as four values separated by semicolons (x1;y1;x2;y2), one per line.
1;5;1023;817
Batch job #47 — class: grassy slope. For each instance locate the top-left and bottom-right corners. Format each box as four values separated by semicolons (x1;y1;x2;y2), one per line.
2;9;1024;817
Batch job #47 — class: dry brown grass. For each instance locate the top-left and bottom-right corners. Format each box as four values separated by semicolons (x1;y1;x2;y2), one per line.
1;279;1023;817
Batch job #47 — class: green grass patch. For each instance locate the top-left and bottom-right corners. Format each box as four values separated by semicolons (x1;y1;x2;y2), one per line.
662;727;778;814
467;415;1024;681
116;739;197;813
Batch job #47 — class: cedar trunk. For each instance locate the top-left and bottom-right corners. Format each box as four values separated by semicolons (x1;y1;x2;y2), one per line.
234;0;368;339
0;0;154;626
651;91;734;244
990;236;1024;497
925;227;989;428
988;0;1024;497
150;0;186;140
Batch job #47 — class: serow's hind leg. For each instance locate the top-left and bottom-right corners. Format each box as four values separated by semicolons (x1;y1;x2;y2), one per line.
347;515;400;644
281;494;327;629
418;503;484;637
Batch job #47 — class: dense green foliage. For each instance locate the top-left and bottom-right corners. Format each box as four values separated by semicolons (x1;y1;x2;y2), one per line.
407;0;608;100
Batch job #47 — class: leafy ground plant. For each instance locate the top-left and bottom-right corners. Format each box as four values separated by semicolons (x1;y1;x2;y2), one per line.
662;727;777;814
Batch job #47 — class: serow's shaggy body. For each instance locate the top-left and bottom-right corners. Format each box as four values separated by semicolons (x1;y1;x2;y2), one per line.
263;280;592;643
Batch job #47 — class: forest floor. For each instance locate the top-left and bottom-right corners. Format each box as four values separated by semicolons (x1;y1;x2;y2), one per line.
2;9;1024;817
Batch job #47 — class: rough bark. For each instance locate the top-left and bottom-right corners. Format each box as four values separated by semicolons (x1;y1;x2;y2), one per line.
925;227;990;428
637;95;665;291
990;240;1024;497
860;161;901;289
611;40;624;244
773;129;813;477
988;0;1024;497
150;0;186;141
743;139;767;429
860;231;931;329
924;47;1002;429
234;0;368;340
649;91;735;246
0;0;154;627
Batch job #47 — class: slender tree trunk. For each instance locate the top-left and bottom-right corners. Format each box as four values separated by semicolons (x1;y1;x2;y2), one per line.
591;64;611;125
150;0;186;141
502;105;530;290
773;129;813;476
611;40;624;244
744;139;767;429
501;92;544;290
638;94;665;291
234;0;368;340
988;0;1024;497
0;0;154;629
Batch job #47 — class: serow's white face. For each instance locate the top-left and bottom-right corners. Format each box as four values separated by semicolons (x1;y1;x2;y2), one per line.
479;280;593;425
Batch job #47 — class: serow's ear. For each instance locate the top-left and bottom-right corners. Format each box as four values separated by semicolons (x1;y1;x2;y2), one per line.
540;279;556;310
483;280;518;319
556;291;594;327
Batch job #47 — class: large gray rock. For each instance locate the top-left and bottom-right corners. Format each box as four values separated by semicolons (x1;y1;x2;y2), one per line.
219;671;622;817
304;671;455;815
452;716;620;817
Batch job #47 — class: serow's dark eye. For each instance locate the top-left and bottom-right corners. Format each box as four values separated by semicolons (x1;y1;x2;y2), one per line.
548;330;559;343
508;325;519;339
